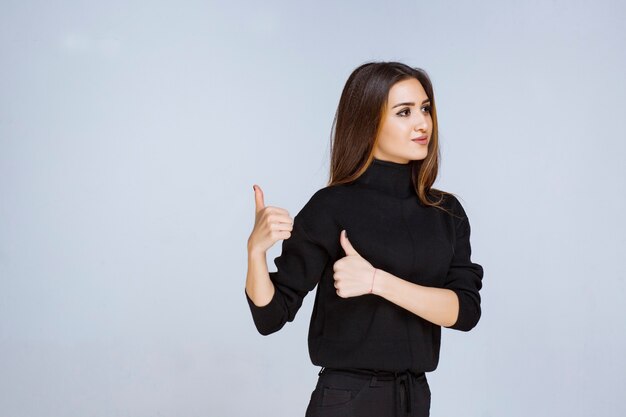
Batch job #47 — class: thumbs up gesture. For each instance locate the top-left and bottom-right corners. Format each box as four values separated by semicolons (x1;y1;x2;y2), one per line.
333;230;377;298
247;184;294;256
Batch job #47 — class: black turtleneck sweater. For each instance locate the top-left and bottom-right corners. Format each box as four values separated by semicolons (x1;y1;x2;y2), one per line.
245;158;484;372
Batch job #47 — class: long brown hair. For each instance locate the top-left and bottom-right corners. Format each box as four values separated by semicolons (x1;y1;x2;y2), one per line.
327;61;455;214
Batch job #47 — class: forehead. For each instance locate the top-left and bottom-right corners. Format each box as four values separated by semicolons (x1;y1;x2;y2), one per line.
388;78;427;103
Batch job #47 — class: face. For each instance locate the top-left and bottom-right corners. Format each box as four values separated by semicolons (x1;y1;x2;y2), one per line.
373;78;433;164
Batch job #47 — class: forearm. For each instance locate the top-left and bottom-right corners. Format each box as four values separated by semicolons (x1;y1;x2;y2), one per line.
373;269;459;327
245;246;275;307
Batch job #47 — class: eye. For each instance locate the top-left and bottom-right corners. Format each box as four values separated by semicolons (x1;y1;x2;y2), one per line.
422;105;432;114
397;108;410;117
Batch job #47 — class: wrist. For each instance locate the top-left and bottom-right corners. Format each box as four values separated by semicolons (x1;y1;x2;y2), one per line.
371;268;390;297
247;240;266;257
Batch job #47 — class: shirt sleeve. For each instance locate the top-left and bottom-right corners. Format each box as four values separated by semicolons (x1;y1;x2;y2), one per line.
245;210;330;336
442;197;484;332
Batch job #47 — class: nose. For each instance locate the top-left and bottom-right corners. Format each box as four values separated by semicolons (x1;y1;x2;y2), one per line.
414;113;428;132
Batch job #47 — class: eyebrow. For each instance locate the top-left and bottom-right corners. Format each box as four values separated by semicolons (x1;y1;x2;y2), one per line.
391;99;431;109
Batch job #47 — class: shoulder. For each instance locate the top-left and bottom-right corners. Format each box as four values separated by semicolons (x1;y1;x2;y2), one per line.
294;185;340;224
430;188;468;224
299;185;348;215
294;186;345;249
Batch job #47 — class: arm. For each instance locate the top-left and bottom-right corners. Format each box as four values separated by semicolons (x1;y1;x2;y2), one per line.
245;246;275;308
245;186;330;336
373;200;484;331
440;201;484;331
372;271;460;327
372;214;484;332
372;219;483;331
333;195;484;330
245;215;329;336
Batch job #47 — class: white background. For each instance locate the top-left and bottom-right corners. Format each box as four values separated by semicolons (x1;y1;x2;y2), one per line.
1;1;625;416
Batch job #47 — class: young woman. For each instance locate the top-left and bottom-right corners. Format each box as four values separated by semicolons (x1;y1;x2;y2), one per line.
245;61;484;417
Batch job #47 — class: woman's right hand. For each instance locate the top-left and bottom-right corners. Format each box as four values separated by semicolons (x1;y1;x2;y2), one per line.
247;184;293;256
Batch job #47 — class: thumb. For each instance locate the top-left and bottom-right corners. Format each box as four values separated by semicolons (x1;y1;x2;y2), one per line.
253;184;265;213
340;230;359;257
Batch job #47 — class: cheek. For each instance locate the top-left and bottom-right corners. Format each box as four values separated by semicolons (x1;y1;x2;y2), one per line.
376;120;412;152
382;120;409;140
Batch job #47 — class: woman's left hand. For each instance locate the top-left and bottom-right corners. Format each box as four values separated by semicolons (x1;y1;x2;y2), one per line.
333;230;376;298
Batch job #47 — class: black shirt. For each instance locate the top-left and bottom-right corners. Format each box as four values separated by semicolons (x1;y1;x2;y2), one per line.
245;157;484;372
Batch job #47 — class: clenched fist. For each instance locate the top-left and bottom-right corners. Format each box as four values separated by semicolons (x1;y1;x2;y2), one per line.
247;184;293;256
332;230;377;298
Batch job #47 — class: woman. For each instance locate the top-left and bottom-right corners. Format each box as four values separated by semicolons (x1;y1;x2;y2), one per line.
245;61;484;417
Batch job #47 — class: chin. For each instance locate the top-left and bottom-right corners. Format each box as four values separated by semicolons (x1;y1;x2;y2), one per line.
409;151;428;161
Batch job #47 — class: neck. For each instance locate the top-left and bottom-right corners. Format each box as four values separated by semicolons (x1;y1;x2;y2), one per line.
354;157;415;198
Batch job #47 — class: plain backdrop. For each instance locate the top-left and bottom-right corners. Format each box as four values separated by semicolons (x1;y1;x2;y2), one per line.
1;1;625;416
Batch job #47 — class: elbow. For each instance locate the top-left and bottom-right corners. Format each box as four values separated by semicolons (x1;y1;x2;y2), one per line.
447;308;481;332
249;310;288;336
254;321;286;336
445;290;481;332
245;287;288;336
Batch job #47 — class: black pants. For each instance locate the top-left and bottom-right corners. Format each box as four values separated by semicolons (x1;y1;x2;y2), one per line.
305;367;431;417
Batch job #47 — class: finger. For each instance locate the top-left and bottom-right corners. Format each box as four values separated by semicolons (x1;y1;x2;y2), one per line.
265;206;291;217
268;221;294;232
339;229;359;257
266;213;294;226
253;184;265;213
332;259;342;272
265;206;293;223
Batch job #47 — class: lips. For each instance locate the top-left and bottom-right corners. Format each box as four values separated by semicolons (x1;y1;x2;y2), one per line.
411;135;428;141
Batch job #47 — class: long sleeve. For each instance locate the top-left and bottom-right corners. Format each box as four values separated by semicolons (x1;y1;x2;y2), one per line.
244;161;487;371
442;198;484;332
245;210;330;336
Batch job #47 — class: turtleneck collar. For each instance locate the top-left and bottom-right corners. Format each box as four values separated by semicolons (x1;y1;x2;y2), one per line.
354;157;415;198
